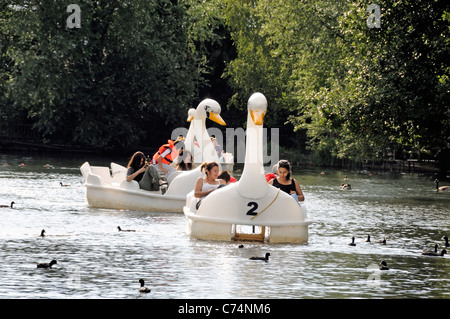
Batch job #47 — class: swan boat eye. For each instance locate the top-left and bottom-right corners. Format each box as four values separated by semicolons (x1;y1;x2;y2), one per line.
204;105;211;117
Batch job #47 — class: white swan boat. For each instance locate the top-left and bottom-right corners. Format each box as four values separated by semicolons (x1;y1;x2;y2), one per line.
183;93;312;243
185;99;234;171
80;99;227;213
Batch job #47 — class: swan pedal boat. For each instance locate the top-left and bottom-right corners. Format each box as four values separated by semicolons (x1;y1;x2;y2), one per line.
80;162;202;212
80;98;230;213
185;101;234;172
183;93;312;244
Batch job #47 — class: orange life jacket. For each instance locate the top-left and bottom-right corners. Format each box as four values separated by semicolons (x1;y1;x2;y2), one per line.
152;140;176;165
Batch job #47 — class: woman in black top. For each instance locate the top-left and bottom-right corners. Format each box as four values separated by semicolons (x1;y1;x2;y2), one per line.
126;151;161;191
268;160;304;202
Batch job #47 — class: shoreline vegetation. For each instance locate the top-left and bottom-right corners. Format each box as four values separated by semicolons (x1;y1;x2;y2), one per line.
1;1;449;177
0;140;443;177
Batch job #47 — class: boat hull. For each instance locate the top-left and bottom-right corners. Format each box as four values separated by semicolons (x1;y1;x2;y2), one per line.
80;162;187;213
86;184;185;212
183;206;312;244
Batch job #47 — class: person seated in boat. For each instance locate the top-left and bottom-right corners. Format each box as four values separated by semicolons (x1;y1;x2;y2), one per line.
218;170;236;184
126;151;161;191
151;137;185;177
175;150;194;171
268;160;305;202
194;161;227;209
211;135;223;158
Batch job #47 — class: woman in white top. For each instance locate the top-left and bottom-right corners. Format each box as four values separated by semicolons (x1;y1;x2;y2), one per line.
194;161;226;209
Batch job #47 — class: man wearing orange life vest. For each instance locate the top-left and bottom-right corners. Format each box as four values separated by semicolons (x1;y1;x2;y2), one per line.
151;138;185;177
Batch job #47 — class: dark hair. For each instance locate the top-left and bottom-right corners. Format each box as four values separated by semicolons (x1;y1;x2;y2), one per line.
127;151;146;171
173;137;185;158
200;161;219;176
174;140;185;149
218;170;230;182
176;150;194;170
277;160;291;179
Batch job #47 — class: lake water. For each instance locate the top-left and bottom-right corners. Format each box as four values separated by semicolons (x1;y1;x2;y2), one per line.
0;152;449;300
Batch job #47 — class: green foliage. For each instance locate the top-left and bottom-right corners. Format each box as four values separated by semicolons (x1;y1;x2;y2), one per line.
223;0;450;168
1;0;449;172
1;0;222;150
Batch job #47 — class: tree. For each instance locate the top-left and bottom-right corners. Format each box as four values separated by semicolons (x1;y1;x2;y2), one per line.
1;0;220;150
222;0;450;171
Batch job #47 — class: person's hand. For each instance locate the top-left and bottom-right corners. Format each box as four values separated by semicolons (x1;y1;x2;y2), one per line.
163;168;168;174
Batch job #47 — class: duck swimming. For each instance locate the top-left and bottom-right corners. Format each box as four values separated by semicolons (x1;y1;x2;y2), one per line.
422;244;438;255
249;252;270;262
379;260;389;270
39;229;46;237
60;182;70;187
341;184;351;190
138;279;151;293
442;236;449;247
422;249;447;257
0;201;15;208
37;259;57;268
349;237;356;246
434;179;449;192
376;237;387;245
117;226;135;232
366;235;371;242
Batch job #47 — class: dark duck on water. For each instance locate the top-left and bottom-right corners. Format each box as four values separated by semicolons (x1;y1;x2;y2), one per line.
249;253;270;262
349;237;356;246
0;201;15;208
37;260;57;269
422;249;447;257
442;236;449;247
379;260;389;270
138;279;151;293
422;244;438;255
434;179;449;192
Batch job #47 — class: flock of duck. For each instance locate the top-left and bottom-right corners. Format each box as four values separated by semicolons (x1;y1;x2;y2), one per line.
35;256;151;293
0;181;69;210
339;177;450;193
30;228;448;292
30;226;273;294
34;226;153;293
1;159;448;293
346;234;449;271
421;236;449;257
339;176;448;269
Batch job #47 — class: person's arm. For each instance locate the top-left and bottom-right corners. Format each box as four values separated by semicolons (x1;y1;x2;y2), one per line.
157;148;171;174
157;155;166;174
293;179;305;202
194;178;217;198
194;178;204;198
126;165;147;182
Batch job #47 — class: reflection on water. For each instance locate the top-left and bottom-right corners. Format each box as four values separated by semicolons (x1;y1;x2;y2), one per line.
0;153;449;299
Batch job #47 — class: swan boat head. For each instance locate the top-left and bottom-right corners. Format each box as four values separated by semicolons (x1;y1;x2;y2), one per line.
185;93;311;243
187;108;195;122
166;99;226;196
190;98;226;165
195;98;226;126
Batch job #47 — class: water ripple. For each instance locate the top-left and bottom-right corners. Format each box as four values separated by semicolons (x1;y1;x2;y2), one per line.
0;157;449;298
